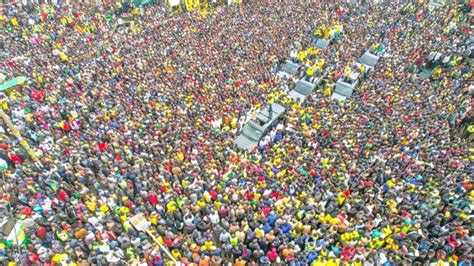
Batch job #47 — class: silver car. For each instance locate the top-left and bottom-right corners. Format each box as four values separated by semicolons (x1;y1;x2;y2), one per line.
288;79;317;104
359;50;380;71
314;38;331;50
331;77;358;101
234;103;286;151
277;60;301;79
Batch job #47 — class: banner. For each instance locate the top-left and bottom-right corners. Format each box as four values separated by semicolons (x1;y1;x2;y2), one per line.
4;222;28;247
135;0;156;7
0;77;26;91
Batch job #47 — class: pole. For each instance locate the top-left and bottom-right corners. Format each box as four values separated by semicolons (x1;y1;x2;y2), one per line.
0;94;31;260
0;108;38;162
128;213;177;263
1;171;22;257
0;109;20;139
146;229;177;263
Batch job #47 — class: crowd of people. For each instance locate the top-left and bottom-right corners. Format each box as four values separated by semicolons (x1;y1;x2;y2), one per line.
0;0;472;265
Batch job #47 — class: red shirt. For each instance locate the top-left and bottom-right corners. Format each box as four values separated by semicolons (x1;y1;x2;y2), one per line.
163;161;171;172
62;122;71;132
0;143;9;149
267;249;278;261
98;142;108;152
58;190;68;201
148;194;158;205
210;190;218;200
36;226;47;239
246;193;254;201
164;238;172;248
10;153;22;164
32;89;45;101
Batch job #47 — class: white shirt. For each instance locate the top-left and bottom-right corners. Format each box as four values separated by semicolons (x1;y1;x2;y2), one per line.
209;211;220;224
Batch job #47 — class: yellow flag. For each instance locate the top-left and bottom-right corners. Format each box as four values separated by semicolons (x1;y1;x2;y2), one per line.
296;51;307;61
58;52;69;62
10;18;18;27
185;0;194;11
131;8;140;15
318;59;325;69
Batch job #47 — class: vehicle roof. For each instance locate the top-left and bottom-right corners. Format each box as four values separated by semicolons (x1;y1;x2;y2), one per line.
234;134;257;151
334;80;354;97
359;51;380;67
245;120;265;131
256;103;286;125
331;92;348;101
315;39;330;49
280;61;300;75
288;90;307;103
294;80;316;96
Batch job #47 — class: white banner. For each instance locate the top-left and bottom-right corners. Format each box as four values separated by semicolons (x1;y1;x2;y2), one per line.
168;0;180;7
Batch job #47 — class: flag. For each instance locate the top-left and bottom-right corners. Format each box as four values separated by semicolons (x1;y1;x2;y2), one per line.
58;52;69;62
0;77;27;91
6;222;28;247
10;18;18;27
296;51;307;61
